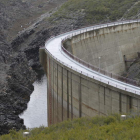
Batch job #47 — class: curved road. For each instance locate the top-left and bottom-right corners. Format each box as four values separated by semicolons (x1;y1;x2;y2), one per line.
45;20;140;95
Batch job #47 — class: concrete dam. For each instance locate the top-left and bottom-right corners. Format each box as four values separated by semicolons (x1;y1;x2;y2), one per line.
40;20;140;126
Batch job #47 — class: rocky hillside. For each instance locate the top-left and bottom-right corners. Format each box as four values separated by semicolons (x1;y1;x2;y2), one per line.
0;0;67;135
11;0;140;72
0;0;140;135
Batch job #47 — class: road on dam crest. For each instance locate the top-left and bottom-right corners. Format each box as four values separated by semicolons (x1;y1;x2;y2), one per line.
45;20;140;95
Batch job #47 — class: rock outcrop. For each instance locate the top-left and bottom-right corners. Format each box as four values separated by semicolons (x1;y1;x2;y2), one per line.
0;43;36;134
0;0;68;135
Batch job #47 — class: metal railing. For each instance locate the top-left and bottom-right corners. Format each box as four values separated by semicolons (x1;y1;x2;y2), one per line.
44;19;140;95
61;19;140;88
45;45;140;95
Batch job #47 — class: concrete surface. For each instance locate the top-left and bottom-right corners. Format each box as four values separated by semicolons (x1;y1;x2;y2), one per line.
40;20;140;126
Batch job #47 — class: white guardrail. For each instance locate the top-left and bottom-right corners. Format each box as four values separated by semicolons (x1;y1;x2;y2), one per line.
44;19;140;96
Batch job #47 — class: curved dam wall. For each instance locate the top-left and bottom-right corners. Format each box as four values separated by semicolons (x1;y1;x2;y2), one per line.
64;23;140;74
40;21;140;127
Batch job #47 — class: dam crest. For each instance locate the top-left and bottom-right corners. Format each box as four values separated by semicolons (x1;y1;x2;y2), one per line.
40;20;140;126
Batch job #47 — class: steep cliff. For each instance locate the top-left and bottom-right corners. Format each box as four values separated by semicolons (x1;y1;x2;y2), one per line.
0;0;67;135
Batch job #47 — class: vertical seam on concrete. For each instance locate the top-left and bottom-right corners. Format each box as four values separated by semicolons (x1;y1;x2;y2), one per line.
47;56;49;125
104;87;105;115
45;53;48;75
130;96;132;112
98;86;100;115
104;87;105;105
127;95;130;113
79;77;82;118
57;64;58;123
137;98;139;111
111;89;112;114
71;72;73;119
49;57;52;125
62;67;63;121
127;95;128;113
127;96;132;113
67;70;69;119
53;60;54;124
83;39;90;63
119;93;122;113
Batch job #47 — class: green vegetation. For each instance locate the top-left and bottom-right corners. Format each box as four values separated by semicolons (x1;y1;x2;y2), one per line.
49;0;140;23
1;114;140;139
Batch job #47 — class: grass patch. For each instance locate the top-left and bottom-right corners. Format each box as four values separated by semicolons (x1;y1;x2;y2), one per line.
1;114;140;139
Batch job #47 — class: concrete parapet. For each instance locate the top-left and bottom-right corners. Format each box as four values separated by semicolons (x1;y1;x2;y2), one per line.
64;22;140;75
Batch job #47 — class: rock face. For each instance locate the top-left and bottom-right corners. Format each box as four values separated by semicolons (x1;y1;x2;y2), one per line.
0;0;69;135
0;45;36;134
127;60;140;80
0;1;35;134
